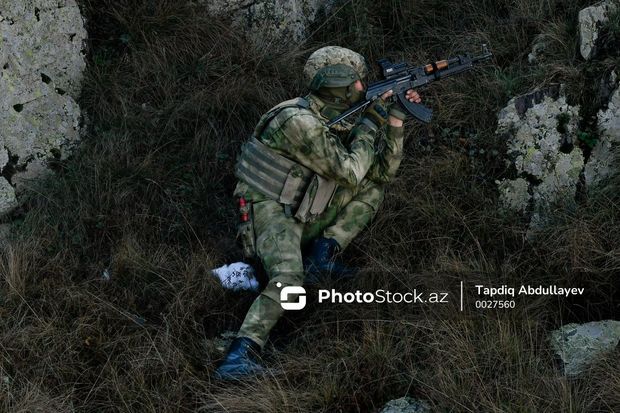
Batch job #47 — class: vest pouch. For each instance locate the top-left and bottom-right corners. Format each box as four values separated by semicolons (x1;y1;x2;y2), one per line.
279;165;306;208
294;175;337;223
235;138;314;209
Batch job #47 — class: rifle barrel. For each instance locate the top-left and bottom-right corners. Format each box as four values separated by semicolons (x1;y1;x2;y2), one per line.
472;53;493;63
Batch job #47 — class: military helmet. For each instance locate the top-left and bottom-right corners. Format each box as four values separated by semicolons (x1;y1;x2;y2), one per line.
303;46;369;91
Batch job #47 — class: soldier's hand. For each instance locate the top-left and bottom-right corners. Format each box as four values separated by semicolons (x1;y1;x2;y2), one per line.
362;94;391;129
405;89;421;103
381;90;394;100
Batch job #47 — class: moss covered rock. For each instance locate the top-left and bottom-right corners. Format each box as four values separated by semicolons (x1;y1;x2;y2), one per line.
204;0;337;47
0;0;87;214
551;320;620;376
496;86;583;232
578;0;618;61
585;80;620;190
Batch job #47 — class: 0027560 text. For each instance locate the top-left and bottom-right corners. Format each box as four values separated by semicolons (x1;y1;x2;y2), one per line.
474;300;516;309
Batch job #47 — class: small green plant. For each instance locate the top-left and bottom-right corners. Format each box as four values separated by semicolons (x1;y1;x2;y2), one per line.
577;131;598;148
495;68;523;98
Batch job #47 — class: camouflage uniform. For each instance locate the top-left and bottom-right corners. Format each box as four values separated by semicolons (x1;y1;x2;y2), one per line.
234;89;405;348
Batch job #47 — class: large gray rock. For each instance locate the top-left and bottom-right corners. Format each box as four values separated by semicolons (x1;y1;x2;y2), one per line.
205;0;337;46
379;397;430;413
578;1;618;60
585;79;620;190
598;77;620;139
550;320;620;376
496;86;584;232
0;0;86;214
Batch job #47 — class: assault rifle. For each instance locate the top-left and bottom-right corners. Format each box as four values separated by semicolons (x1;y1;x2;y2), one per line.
327;44;493;126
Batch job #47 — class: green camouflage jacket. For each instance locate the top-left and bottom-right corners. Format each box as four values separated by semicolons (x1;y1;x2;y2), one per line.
234;93;405;202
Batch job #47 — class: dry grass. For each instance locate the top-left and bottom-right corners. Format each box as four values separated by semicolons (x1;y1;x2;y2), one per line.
0;0;618;412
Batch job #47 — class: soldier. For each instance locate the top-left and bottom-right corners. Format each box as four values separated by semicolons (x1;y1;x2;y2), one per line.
215;46;421;380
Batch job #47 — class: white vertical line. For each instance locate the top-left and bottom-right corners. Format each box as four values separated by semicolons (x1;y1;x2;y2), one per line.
460;281;463;312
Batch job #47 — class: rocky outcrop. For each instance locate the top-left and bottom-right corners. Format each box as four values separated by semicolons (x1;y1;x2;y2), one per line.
496;75;620;227
585;77;620;190
514;0;620;221
578;0;618;60
550;320;620;376
204;0;337;46
496;85;584;232
379;397;430;413
0;0;87;214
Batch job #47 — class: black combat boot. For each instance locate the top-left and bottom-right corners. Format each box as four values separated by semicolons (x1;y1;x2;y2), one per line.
303;237;357;284
214;337;266;381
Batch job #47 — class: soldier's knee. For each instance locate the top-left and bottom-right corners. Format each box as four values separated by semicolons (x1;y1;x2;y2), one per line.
256;230;303;274
262;272;305;304
355;181;385;208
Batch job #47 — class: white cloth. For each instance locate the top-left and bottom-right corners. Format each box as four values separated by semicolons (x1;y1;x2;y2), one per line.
211;262;259;292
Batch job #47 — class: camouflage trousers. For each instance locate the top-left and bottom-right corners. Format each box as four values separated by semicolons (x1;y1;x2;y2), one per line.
237;178;385;348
